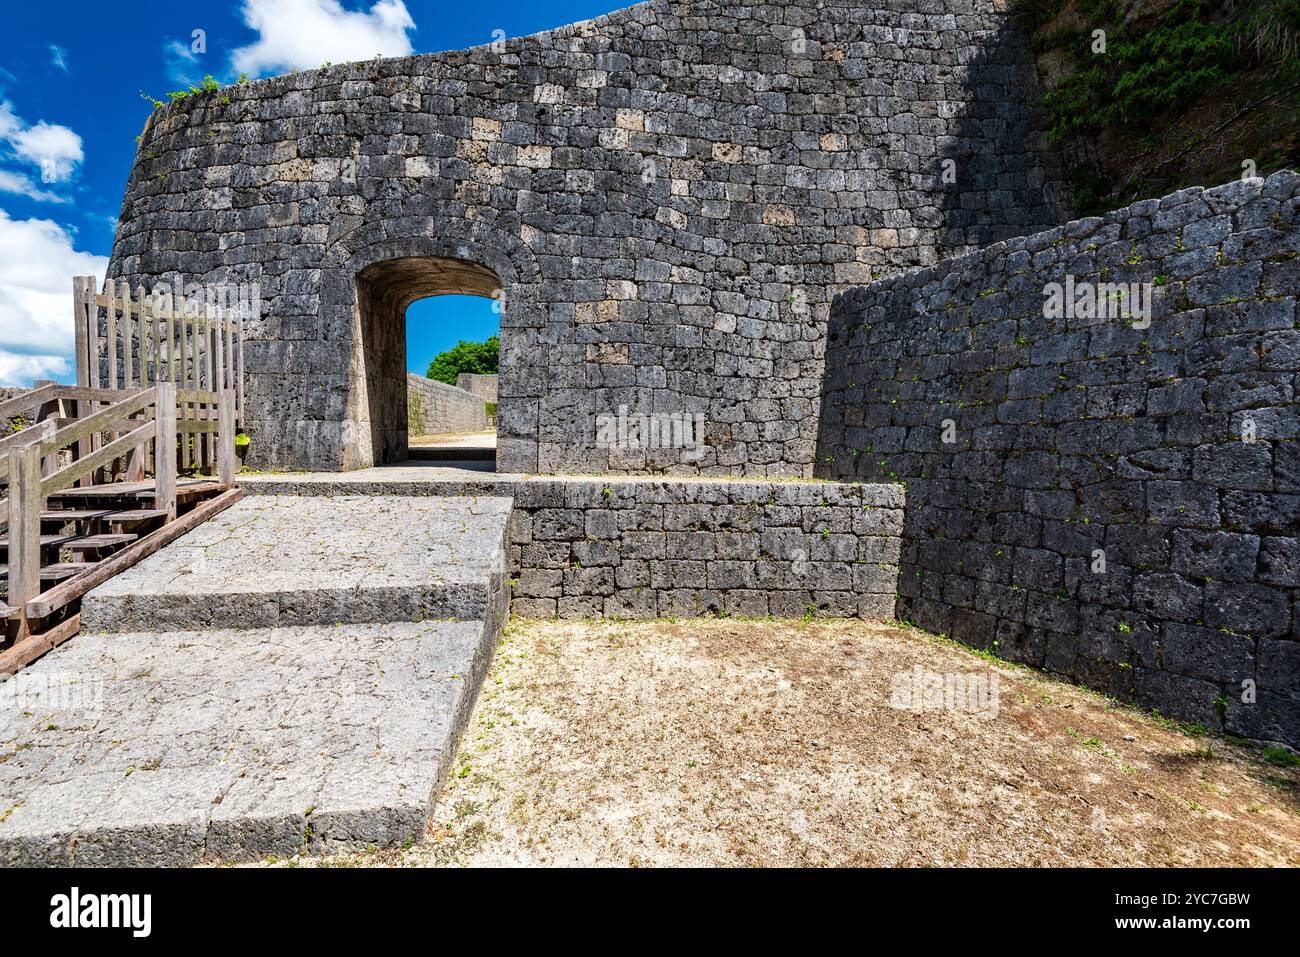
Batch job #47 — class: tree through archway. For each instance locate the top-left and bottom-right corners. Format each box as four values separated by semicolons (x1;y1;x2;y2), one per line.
354;255;503;465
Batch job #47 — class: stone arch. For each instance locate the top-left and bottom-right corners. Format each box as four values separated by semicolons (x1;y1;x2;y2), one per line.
321;220;541;470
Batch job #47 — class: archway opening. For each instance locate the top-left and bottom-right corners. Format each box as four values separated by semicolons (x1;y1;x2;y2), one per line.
354;256;502;467
406;294;500;455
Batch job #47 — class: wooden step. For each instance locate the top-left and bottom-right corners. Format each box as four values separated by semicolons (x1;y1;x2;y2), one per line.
47;479;226;507
63;534;139;551
45;481;155;501
40;508;168;523
0;562;100;582
0;533;138;550
140;481;227;504
0;603;15;619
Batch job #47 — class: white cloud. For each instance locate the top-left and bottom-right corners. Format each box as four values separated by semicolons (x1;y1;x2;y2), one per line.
49;44;69;72
0;169;68;204
0;208;108;386
0;350;69;387
0;100;84;189
164;39;202;87
230;0;416;77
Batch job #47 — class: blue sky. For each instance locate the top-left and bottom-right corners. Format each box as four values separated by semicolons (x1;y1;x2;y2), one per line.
0;0;624;385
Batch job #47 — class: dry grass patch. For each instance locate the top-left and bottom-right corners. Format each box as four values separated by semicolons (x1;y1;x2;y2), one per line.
289;618;1300;867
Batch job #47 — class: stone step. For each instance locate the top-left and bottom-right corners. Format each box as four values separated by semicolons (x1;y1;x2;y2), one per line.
79;493;513;633
0;491;514;865
0;619;503;866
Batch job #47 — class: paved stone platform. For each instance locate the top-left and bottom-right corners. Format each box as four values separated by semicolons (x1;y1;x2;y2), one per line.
82;494;512;631
238;462;892;497
0;494;512;865
0;621;499;865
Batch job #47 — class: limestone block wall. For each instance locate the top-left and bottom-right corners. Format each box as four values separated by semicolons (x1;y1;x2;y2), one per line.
107;0;1062;474
456;373;498;404
407;373;487;436
504;479;903;619
816;171;1300;745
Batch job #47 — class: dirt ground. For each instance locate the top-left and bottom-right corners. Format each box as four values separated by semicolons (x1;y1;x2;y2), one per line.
275;618;1300;868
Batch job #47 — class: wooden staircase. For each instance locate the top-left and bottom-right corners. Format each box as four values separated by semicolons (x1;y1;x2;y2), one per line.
2;481;224;586
0;276;251;671
0;388;242;673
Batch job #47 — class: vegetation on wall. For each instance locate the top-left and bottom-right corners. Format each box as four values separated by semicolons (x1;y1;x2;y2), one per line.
425;336;500;386
407;393;426;435
1012;0;1300;216
140;73;248;111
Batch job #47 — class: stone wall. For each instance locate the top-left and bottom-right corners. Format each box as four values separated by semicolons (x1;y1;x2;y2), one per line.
506;479;902;619
407;373;487;435
816;171;1300;744
456;373;498;404
240;474;904;621
108;0;1063;474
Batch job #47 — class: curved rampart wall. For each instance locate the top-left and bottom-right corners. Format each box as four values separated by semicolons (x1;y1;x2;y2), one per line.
108;0;1061;472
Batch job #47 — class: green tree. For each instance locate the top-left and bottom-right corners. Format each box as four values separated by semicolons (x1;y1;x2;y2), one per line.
426;336;499;385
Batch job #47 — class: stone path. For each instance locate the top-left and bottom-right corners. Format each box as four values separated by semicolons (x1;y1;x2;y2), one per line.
0;494;512;865
410;430;497;449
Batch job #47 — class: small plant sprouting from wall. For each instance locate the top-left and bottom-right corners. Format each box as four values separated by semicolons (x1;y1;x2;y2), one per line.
140;73;249;111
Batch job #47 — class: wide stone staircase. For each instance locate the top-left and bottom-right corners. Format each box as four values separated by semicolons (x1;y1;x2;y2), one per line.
0;493;512;865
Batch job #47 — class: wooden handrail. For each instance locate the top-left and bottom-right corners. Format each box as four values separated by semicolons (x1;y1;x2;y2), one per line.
2;379;235;639
0;421;57;489
36;388;152;458
0;419;56;452
41;420;157;497
0;384;59;421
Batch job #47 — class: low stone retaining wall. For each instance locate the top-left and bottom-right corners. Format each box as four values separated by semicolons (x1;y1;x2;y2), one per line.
407;374;486;436
242;474;904;621
506;479;901;620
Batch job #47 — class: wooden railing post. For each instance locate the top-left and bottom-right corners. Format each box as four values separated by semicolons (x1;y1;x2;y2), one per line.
155;382;177;520
73;277;89;389
73;276;93;486
217;388;236;485
31;379;59;477
8;443;44;638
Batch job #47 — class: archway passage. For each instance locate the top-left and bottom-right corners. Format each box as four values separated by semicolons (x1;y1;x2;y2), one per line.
354;256;503;466
406;294;500;458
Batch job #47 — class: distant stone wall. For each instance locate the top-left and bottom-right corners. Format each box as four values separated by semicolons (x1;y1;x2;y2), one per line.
407;374;486;436
456;374;498;405
0;387;26;434
817;171;1300;745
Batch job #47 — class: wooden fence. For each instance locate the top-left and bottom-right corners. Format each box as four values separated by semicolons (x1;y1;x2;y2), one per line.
73;275;245;472
0;381;240;654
